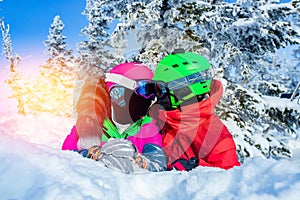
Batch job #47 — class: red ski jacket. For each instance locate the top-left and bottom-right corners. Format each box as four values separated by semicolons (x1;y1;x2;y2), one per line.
151;80;240;170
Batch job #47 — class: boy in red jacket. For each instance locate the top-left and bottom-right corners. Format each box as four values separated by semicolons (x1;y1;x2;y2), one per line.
150;51;241;171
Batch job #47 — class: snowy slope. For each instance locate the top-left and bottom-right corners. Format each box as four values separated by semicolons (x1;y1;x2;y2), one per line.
0;113;300;200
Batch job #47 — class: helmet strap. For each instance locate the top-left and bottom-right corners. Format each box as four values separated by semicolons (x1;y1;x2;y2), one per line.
176;93;195;106
169;91;178;109
172;92;209;108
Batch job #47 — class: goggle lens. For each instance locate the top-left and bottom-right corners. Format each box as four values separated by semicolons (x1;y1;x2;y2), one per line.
168;69;213;91
110;87;126;107
110;80;167;103
135;80;167;99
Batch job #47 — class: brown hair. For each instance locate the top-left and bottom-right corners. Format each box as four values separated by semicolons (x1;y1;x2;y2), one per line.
76;77;111;149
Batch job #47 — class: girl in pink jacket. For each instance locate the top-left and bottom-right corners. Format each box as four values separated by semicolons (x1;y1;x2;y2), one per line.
62;62;166;173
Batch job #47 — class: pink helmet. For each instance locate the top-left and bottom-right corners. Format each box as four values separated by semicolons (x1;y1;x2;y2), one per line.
105;62;154;125
106;62;153;91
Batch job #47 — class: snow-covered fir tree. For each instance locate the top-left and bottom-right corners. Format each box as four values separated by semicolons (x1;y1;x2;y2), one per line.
77;0;127;75
1;18;25;114
173;0;299;85
1;18;13;62
96;0;299;80
111;0;209;69
22;16;76;117
44;15;73;65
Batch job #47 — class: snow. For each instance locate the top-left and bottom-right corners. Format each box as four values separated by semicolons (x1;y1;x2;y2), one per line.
263;95;300;111
0;112;300;200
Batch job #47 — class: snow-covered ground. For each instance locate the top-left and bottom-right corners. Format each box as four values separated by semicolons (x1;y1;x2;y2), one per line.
0;112;300;200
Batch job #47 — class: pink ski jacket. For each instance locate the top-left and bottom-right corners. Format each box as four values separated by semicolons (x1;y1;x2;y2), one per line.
62;118;162;154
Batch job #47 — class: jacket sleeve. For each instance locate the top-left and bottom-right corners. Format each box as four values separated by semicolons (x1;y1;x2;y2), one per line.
141;143;167;172
199;137;241;170
61;126;79;150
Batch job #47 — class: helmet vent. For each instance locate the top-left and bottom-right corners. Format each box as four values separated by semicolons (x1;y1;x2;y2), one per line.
172;64;179;68
182;62;189;65
192;61;198;63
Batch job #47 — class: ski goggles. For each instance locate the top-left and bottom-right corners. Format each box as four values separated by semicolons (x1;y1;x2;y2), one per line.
167;68;214;91
135;80;167;99
105;73;167;100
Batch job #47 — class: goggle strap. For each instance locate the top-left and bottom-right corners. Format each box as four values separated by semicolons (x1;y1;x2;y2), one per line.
182;93;195;101
105;73;136;90
171;92;196;108
169;91;178;109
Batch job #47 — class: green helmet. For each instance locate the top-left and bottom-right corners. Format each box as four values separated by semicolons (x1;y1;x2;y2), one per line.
153;52;213;108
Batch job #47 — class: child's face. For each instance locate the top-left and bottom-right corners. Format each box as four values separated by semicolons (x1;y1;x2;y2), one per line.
110;87;152;124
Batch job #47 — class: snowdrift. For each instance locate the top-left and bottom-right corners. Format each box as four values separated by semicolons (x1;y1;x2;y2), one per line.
0;113;300;200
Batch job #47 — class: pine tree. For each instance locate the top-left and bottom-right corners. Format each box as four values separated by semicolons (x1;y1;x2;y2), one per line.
98;0;299;83
1;18;25;115
77;0;125;75
22;15;76;117
173;0;299;84
44;15;73;65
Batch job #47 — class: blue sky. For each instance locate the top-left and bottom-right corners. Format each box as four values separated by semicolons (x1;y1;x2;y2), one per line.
0;0;87;71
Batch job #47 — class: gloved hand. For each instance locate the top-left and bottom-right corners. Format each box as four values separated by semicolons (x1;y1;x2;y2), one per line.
96;138;144;174
171;157;199;171
87;145;102;161
134;154;149;169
